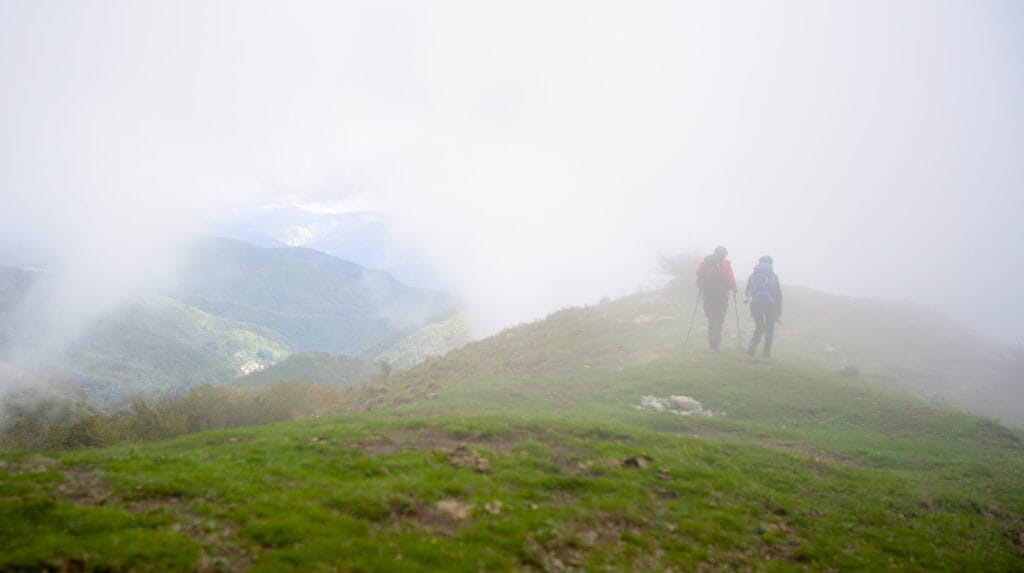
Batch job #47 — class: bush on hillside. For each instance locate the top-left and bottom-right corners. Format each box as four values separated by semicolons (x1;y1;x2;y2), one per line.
1;381;351;451
658;252;701;291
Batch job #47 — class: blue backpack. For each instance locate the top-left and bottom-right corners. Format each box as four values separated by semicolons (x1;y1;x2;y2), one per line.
750;264;774;299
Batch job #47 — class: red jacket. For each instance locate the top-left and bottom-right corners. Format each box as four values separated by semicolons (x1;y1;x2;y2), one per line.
695;258;737;292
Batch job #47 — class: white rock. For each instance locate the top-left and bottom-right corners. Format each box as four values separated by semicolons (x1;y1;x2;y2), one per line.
639;395;667;412
669;395;703;414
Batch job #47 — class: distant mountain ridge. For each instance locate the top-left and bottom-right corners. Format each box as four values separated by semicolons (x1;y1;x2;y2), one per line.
173;238;459;355
0;238;463;401
212;208;445;290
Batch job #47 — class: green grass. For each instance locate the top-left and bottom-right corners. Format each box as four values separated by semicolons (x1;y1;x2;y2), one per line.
386;286;1020;425
3;353;1023;570
2;286;1023;570
379;347;1024;507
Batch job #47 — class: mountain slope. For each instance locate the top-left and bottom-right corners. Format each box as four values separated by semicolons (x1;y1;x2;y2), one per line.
371;284;1019;425
229;352;376;389
57;296;290;402
0;240;463;402
773;285;1002;397
371;312;473;371
173;238;460;355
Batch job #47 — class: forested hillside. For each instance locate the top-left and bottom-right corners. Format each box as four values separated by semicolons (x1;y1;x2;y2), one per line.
0;239;462;403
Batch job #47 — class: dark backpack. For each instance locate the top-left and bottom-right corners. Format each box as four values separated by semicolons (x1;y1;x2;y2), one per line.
697;255;728;294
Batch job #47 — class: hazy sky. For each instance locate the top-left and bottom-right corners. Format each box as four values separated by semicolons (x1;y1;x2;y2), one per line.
1;1;1022;341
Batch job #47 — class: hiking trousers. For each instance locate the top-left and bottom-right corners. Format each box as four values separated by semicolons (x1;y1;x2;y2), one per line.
749;297;776;356
702;293;729;350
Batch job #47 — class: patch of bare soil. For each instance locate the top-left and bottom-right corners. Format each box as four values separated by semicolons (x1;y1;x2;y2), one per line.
444;445;490;473
163;505;252;572
128;496;184;514
523;537;587;572
349;426;512;456
523;515;660;572
574;516;643;547
350;434;402;456
435;498;473;520
54;466;251;572
384;495;472;536
759;527;807;564
350;424;652;478
620;454;654;469
157;506;253;573
190;522;253;573
57;467;110;506
347;425;605;476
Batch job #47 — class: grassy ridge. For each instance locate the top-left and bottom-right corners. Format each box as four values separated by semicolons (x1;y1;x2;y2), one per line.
3;350;1023;570
383;286;1018;425
366;347;1024;520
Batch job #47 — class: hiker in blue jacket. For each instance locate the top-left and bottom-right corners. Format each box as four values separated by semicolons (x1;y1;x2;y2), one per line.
744;256;783;358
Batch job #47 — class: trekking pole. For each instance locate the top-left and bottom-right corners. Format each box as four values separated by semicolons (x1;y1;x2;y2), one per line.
733;290;743;350
682;291;702;351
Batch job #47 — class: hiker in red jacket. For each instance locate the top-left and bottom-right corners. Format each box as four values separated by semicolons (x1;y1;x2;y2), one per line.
695;246;737;352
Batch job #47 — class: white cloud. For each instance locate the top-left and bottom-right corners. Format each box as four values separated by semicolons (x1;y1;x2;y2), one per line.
0;0;1021;342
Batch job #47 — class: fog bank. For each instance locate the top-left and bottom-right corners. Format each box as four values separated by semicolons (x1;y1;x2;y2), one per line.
1;1;1021;344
